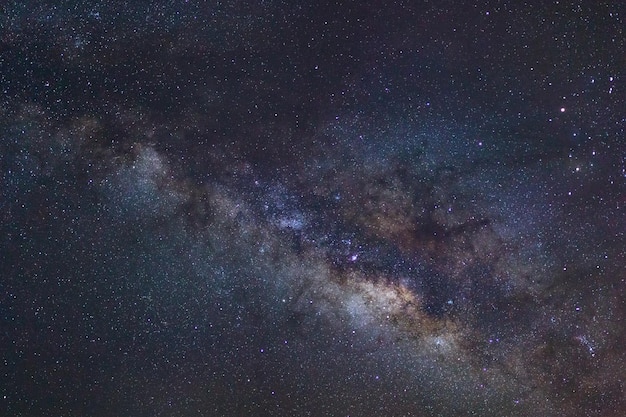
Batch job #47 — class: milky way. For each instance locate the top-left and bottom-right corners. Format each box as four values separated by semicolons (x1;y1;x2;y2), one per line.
1;1;625;416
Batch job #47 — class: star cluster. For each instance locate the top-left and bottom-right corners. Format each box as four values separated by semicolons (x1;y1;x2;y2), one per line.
1;1;625;416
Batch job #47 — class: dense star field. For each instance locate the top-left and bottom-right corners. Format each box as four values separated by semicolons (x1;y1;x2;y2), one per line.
1;1;625;416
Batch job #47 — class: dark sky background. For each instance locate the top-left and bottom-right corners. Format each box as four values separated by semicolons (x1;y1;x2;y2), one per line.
1;1;625;416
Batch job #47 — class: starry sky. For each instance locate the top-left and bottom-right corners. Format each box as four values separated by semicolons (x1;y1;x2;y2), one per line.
1;1;625;416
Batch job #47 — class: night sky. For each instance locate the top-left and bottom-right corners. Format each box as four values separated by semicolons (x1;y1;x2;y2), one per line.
1;1;625;416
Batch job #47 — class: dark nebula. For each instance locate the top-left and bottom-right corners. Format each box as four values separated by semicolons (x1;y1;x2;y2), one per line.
1;1;625;416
